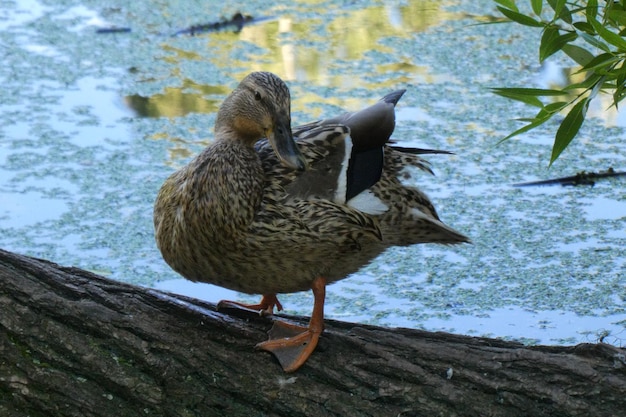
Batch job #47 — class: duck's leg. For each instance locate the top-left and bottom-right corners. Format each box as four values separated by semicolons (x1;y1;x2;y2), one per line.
256;276;326;372
217;294;283;316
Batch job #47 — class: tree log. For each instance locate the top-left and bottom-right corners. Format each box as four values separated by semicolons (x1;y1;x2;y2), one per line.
1;248;624;417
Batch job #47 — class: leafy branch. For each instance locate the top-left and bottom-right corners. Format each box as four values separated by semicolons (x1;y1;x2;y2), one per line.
492;0;626;165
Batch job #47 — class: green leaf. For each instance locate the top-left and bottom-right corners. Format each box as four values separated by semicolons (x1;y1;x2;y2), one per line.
564;71;605;90
491;88;543;107
580;52;621;72
531;0;543;15
613;78;626;107
580;33;611;52
496;6;545;27
533;102;570;121
561;44;595;66
607;9;626;26
540;27;578;62
498;113;553;143
588;17;626;51
612;66;626;107
573;21;594;34
586;0;598;20
492;87;569;96
558;3;573;24
587;75;606;103
543;101;570;113
546;0;573;22
493;0;519;11
540;26;559;61
547;0;566;16
550;98;589;165
491;87;570;109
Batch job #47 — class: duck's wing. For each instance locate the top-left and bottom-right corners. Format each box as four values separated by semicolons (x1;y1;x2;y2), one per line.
256;90;469;246
256;124;351;202
253;125;384;258
290;89;451;203
296;89;405;151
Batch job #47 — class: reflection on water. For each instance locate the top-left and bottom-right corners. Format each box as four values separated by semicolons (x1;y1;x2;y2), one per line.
126;78;226;118
125;0;463;119
220;0;462;83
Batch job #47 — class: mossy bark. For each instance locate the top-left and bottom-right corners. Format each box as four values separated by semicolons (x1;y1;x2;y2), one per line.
1;248;624;417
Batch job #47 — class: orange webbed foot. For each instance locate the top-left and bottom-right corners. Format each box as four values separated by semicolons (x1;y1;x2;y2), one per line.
256;277;326;372
217;294;283;316
256;320;322;373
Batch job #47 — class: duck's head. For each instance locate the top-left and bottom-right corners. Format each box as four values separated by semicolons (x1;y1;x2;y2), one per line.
215;71;307;171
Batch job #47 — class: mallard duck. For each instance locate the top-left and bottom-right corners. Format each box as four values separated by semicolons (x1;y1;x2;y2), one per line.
154;71;469;372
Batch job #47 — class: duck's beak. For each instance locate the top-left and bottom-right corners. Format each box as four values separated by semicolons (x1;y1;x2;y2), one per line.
268;118;308;171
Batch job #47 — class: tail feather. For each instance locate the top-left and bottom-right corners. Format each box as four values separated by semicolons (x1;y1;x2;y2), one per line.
381;216;470;245
390;145;453;155
380;89;406;105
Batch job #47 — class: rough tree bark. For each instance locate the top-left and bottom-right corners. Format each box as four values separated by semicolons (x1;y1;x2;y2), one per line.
0;248;624;417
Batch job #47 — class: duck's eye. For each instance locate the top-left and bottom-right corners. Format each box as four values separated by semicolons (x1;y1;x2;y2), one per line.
254;91;262;101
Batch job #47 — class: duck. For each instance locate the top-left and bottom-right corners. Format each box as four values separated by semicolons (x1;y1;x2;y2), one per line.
153;71;469;372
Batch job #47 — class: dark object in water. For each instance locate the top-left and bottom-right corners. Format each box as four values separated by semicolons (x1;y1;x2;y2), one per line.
513;167;626;187
96;13;270;36
172;12;269;36
96;27;132;34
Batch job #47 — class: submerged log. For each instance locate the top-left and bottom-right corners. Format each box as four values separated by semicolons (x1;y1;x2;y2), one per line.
1;248;624;417
512;167;626;187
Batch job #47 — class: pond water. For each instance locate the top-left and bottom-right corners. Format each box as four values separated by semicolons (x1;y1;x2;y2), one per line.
1;0;624;346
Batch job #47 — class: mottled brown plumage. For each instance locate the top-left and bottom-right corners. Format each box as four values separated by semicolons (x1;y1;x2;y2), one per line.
154;71;468;372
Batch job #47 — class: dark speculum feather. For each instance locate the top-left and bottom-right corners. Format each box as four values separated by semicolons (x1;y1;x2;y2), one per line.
346;147;384;201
